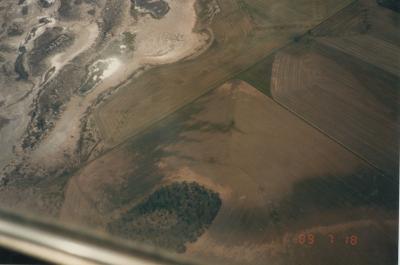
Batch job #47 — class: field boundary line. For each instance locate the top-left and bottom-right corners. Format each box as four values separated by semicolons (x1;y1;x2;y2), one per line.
80;0;361;168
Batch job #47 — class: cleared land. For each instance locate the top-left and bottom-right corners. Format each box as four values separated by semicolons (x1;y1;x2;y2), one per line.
269;0;399;176
270;43;399;176
316;35;400;76
94;0;354;147
61;81;397;265
236;0;399;176
0;1;397;264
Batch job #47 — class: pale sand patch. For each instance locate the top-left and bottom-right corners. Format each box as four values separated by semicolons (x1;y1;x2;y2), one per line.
30;0;212;169
135;0;210;65
99;58;122;79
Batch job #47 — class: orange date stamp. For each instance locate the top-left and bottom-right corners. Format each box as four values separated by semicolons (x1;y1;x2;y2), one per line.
285;233;359;246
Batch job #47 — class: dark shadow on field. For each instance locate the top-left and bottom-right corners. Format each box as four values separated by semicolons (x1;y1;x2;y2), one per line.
237;53;275;97
209;169;398;245
105;80;399;251
287;170;398;213
106;92;236;207
104;92;240;251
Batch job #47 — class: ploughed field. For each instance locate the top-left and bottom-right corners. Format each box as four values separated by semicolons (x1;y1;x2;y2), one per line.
241;0;400;177
0;0;398;264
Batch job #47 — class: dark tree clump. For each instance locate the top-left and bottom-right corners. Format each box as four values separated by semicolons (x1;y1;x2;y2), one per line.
108;182;221;252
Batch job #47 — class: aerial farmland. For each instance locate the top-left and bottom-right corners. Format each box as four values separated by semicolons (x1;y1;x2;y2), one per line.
0;0;398;264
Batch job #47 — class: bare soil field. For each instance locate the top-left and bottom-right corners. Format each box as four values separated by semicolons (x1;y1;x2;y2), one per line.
269;0;399;176
316;35;400;76
310;0;400;45
94;0;354;148
236;0;399;177
61;81;397;264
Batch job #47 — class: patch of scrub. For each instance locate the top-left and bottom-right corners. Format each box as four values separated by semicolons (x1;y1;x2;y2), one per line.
0;116;10;130
108;181;221;253
131;0;170;19
49;22;99;83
